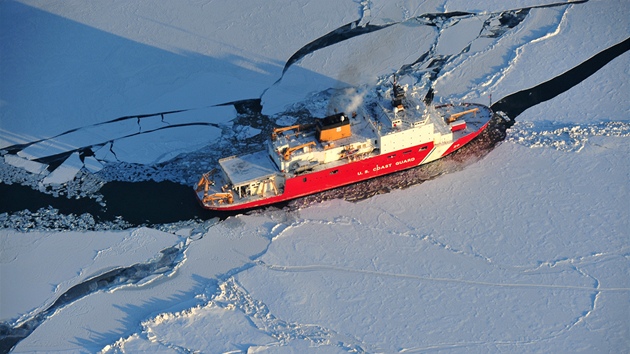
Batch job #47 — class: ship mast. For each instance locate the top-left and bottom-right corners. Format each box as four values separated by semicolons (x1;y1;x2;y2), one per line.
391;74;405;109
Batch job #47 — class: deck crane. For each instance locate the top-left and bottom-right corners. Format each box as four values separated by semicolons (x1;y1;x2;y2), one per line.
202;192;234;205
282;141;316;161
446;108;480;123
271;124;312;140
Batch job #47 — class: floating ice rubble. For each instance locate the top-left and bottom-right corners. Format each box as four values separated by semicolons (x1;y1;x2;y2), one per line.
0;207;131;232
0;105;235;199
0;156;107;201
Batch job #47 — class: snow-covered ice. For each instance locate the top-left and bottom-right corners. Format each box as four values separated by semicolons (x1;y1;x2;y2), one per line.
0;228;180;322
40;152;83;185
1;0;629;352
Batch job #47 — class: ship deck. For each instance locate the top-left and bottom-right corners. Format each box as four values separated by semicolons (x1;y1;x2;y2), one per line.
274;112;380;156
198;99;493;210
219;98;493;189
272;100;493;164
220;150;278;186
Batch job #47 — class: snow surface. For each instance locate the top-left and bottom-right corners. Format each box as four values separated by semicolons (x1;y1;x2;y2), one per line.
1;0;629;353
0;228;180;322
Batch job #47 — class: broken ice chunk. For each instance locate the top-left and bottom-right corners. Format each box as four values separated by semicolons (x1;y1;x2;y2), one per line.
4;154;49;175
42;152;83;185
83;156;103;173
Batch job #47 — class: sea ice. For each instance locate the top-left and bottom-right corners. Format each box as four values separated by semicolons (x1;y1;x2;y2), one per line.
3;154;48;175
41;152;83;185
0;227;180;322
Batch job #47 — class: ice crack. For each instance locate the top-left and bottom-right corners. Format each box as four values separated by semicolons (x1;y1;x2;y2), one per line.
258;260;630;293
0;238;190;353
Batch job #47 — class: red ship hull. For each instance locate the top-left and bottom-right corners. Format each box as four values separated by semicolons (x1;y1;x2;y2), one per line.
199;120;488;211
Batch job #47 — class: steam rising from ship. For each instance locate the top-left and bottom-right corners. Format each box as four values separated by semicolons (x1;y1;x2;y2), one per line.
345;88;366;113
329;87;366;116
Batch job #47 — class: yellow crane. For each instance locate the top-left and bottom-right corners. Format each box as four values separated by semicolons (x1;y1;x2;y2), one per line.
196;169;234;205
195;169;216;193
271;125;303;140
202;192;234;205
446;107;479;123
282;141;316;161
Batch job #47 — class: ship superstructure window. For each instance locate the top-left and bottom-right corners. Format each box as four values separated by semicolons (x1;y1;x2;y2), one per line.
403;150;412;155
330;170;339;175
419;146;428;151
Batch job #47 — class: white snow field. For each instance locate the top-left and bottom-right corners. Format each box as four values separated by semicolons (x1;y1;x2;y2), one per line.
1;0;629;353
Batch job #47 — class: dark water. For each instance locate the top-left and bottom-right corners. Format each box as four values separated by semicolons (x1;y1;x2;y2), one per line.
0;183;103;216
492;37;630;118
0;181;238;226
99;181;216;224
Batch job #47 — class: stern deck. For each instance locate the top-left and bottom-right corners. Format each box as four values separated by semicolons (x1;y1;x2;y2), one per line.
220;150;278;186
